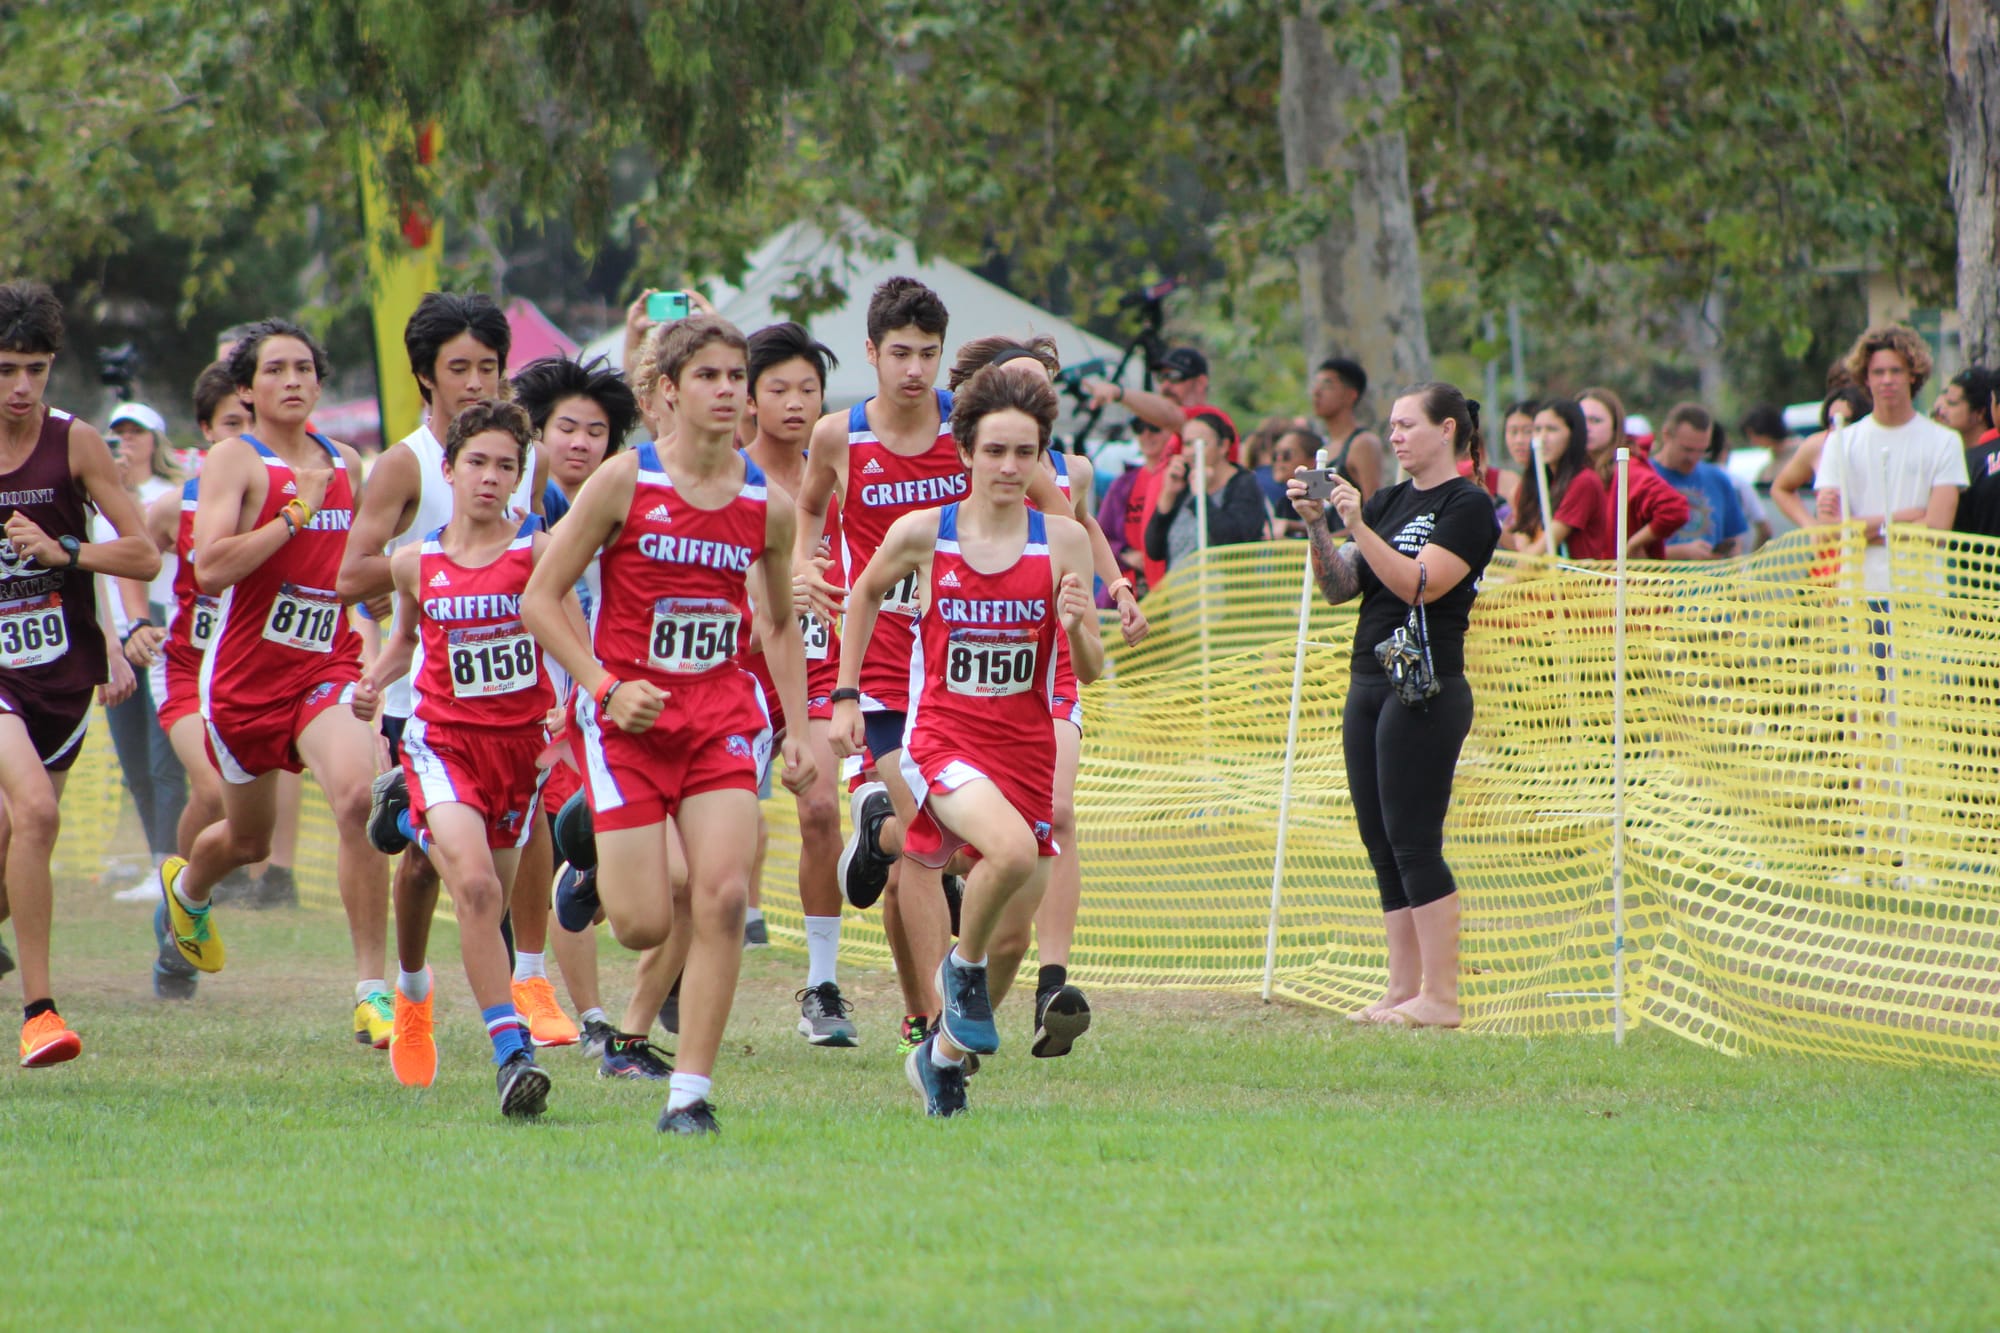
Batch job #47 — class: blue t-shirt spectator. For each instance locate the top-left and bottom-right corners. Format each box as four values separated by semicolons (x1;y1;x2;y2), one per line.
1653;457;1746;550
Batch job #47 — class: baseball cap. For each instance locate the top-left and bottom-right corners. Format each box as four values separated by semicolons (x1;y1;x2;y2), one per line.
108;402;168;436
1155;347;1208;382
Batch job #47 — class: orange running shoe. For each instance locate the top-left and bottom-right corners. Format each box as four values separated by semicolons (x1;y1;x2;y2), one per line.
511;976;578;1048
389;987;437;1088
19;1010;81;1068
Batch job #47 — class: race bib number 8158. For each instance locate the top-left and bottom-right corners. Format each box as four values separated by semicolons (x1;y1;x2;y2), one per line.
649;597;740;673
449;621;537;698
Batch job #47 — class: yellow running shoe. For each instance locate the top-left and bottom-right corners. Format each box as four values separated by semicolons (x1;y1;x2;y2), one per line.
19;1010;81;1068
159;856;224;973
511;976;578;1048
354;991;394;1050
389;987;436;1087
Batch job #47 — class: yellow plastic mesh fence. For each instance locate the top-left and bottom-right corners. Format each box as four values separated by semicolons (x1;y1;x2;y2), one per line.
53;523;2000;1072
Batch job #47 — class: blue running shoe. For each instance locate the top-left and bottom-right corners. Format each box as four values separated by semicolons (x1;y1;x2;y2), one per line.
151;900;198;1000
552;791;596;872
935;951;998;1055
904;1032;968;1117
599;1034;673;1080
554;862;600;934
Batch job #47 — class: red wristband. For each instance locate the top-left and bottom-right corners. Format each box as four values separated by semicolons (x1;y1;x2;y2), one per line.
593;675;621;709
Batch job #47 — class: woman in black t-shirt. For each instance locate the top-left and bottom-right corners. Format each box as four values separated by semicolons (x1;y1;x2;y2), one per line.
1288;381;1500;1030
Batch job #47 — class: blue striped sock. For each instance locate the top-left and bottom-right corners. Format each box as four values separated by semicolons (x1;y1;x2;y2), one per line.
395;809;431;854
483;1003;530;1065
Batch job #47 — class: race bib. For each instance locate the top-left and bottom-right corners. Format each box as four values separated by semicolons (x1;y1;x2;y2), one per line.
448;620;538;699
649;597;740;673
261;582;341;653
881;569;921;618
188;596;220;651
799;610;831;661
945;629;1039;698
0;593;68;670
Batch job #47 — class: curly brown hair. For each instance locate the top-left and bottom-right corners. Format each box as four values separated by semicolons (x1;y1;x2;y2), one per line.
1843;324;1934;392
949;362;1058;454
444;398;533;470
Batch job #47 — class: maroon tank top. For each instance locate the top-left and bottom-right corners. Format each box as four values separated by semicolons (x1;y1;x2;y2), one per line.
0;407;106;701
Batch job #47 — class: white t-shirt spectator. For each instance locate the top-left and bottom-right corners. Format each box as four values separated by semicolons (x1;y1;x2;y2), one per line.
1814;413;1968;590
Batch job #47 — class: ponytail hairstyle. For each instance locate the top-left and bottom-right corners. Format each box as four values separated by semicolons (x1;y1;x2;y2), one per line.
1404;380;1486;482
1507;397;1589;541
947;333;1059;390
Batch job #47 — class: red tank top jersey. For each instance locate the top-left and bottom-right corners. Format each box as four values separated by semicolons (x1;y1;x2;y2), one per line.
409;520;552;729
905;503;1058;778
589;440;766;691
200;433;362;710
841;391;967;709
743;449;841;730
163;478;220;683
0;406;106;701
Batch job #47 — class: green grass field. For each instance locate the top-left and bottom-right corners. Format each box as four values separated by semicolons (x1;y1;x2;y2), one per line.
6;886;1999;1331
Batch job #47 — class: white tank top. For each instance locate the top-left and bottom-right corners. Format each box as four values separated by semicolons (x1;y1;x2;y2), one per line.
380;420;537;717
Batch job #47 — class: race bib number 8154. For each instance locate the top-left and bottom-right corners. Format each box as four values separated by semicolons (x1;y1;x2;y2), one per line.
649;597;740;673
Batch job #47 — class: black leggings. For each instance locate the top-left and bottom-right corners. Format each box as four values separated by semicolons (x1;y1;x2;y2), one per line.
1341;672;1473;913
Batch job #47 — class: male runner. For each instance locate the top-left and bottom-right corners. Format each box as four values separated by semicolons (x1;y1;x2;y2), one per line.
740;322;856;1047
835;365;1102;1115
354;399;576;1115
157;319;392;1043
0;281;161;1065
509;354;676;1077
523;314;817;1135
337;293;575;1048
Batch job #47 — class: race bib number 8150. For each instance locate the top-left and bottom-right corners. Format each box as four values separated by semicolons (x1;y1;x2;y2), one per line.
649;597;740;673
262;583;341;653
945;630;1038;698
0;593;67;669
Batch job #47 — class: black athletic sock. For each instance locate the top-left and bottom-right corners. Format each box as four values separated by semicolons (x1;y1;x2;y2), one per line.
23;997;56;1023
1037;964;1067;998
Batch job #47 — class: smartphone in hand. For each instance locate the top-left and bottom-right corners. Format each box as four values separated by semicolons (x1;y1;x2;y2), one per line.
1299;467;1344;501
645;291;691;324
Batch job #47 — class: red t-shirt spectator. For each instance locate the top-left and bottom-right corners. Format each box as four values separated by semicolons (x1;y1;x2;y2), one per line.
1624;457;1691;560
1554;468;1618;559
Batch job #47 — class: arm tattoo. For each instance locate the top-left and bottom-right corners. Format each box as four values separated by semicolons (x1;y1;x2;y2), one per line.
1310;523;1362;605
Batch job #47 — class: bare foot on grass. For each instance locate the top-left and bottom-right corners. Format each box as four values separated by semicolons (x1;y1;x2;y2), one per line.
1385;995;1461;1029
1347;993;1417;1024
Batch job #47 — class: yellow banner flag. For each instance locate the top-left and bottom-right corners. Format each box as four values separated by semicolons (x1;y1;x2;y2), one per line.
358;123;443;446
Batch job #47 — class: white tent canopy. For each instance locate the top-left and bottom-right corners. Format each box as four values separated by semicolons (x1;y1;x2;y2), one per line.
581;213;1136;431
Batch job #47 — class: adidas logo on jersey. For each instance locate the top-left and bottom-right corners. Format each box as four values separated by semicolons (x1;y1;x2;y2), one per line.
862;459;885;475
645;503;673;524
938;569;961;588
282;480;298;495
429;570;451;588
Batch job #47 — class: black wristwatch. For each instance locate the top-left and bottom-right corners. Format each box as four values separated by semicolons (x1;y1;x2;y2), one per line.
57;535;80;567
829;687;862;705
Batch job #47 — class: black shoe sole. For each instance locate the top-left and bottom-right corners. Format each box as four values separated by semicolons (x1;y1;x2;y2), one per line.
499;1063;551;1117
657;1101;720;1135
366;770;411;855
152;964;198;1000
1033;990;1093;1059
554;867;600;934
838;787;893;910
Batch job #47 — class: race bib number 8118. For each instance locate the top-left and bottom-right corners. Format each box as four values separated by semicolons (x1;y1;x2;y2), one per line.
262;583;341;653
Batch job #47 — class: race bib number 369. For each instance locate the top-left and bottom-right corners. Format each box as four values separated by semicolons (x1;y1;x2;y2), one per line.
945;629;1039;698
449;620;538;698
649;597;740;673
262;582;341;653
0;593;68;670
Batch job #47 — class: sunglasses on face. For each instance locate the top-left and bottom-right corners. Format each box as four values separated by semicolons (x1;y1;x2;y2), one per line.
1155;371;1187;386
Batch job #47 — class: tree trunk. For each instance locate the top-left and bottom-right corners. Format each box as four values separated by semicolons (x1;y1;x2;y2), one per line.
1278;4;1432;397
1942;0;2000;369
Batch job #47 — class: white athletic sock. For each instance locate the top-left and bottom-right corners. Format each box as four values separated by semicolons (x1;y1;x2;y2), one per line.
397;967;432;1003
804;915;841;988
745;907;764;925
666;1071;712;1113
357;979;387;1003
512;950;546;982
172;876;205;914
580;1007;608;1027
950;947;987;970
930;1039;965;1069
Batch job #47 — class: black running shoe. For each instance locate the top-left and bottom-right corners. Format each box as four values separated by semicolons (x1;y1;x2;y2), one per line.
744;916;769;947
249;864;298;910
658;977;680;1036
210;867;259;907
579;1016;618;1061
367;768;411;855
151;901;198;1000
0;934;13;982
599;1033;674;1080
904;1032;969;1117
1032;983;1093;1059
496;1048;551;1117
942;873;964;936
554;862;600;934
552;790;596;872
657;1098;720;1136
837;782;895;910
